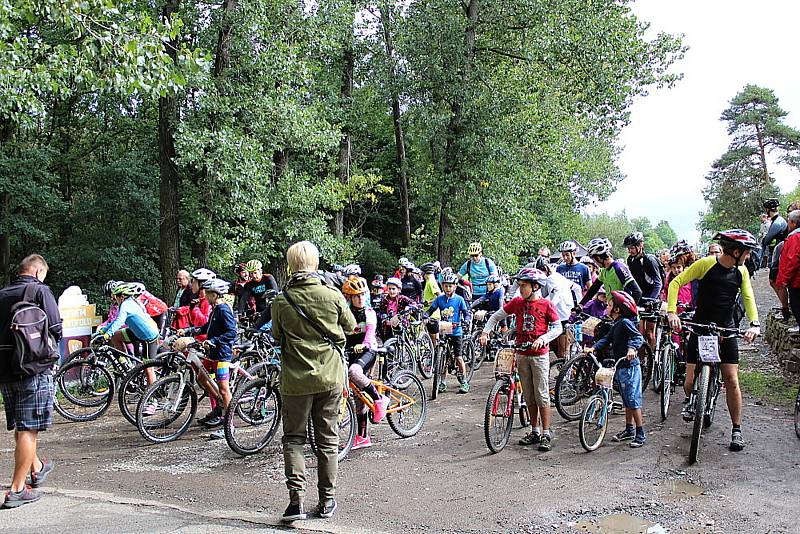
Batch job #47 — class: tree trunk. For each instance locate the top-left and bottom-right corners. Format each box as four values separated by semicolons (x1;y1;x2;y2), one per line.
213;0;237;77
379;2;411;249
436;197;452;263
0;118;13;283
332;2;356;237
755;124;770;183
158;0;182;300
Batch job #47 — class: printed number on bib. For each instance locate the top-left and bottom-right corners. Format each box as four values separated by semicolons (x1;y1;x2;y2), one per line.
698;336;720;363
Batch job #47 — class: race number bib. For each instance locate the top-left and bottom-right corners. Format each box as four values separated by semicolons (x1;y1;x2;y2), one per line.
698;336;720;363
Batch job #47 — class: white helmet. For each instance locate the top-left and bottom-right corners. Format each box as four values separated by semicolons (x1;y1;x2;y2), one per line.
580;256;595;265
343;264;362;277
202;278;230;295
586;238;612;256
558;240;577;253
191;268;217;282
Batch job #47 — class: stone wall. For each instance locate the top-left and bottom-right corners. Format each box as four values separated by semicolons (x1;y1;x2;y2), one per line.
764;308;800;373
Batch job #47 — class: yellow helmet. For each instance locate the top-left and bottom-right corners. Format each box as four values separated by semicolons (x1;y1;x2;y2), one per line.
468;242;483;256
245;259;262;272
342;277;369;296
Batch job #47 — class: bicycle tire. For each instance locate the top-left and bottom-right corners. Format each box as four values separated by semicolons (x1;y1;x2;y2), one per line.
484;379;514;453
549;358;565;404
386;371;427;438
579;393;608;452
794;386;800;440
659;344;675;421
388;339;418;385
554;355;595;422
462;339;476;383
430;346;443;401
54;359;115;422
638;343;654;392
224;377;282;456
689;365;710;465
472;332;486;371
118;359;172;426
307;396;356;461
416;333;435;379
517;401;530;428
703;369;721;429
652;344;663;393
136;375;197;444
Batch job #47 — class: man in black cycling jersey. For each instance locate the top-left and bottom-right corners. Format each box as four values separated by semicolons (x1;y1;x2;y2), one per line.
624;232;663;348
666;229;760;452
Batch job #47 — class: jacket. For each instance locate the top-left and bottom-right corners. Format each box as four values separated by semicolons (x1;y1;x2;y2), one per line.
0;275;63;382
776;228;800;289
195;302;237;360
99;297;159;342
272;273;357;396
592;317;644;369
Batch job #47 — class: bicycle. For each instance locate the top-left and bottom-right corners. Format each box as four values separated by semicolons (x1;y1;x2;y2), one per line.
681;321;741;464
578;357;624;452
430;321;474;400
795;384;800;440
484;342;534;453
470;309;505;370
638;297;663;392
655;311;691;421
54;339;143;422
381;305;422;380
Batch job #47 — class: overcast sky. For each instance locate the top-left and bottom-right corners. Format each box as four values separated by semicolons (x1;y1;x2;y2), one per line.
591;0;800;244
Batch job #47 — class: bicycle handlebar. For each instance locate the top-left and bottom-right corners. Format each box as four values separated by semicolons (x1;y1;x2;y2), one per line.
680;321;743;338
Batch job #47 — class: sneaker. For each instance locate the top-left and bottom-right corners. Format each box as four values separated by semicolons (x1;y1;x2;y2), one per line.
281;502;306;522
681;401;695;422
208;427;225;440
729;429;745;451
371;395;389;424
518;431;541;446
143;401;158;416
437;381;447;393
630;434;647;448
612;427;635;442
315;499;337;519
202;416;223;428
537;434;552;452
458;382;470;394
27;458;54;488
351;435;372;450
682;396;691;405
196;406;223;426
2;486;41;509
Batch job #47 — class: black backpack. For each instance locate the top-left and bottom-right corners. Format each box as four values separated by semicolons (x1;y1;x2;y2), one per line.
9;284;59;376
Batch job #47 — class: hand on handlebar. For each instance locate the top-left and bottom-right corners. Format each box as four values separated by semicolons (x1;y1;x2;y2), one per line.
667;311;681;331
530;338;545;350
479;332;488;346
743;326;760;343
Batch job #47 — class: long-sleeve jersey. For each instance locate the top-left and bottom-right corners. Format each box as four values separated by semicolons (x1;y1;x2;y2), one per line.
581;260;642;305
427;293;471;336
99;297;159;342
667;255;757;328
483;297;562;356
763;214;787;249
627;253;663;300
345;306;378;350
471;287;505;312
236;275;278;314
592;317;644;368
195;302;237;360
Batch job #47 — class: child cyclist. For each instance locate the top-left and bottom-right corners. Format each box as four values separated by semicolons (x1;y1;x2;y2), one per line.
585;290;646;448
376;277;416;341
426;272;473;394
341;278;389;450
480;268;562;451
181;278;237;440
94;282;160;361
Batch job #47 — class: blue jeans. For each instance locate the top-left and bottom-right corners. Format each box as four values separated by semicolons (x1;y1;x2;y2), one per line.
616;364;642;410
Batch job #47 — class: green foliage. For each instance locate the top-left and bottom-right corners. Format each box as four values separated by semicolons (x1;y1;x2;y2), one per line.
356;238;397;280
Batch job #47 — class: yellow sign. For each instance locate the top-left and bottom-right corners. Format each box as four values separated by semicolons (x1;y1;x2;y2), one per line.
60;305;103;330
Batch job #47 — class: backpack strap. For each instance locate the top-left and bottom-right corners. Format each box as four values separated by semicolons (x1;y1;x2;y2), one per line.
21;282;39;306
282;287;345;362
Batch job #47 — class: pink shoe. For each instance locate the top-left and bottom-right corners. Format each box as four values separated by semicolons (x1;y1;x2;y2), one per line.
371;396;389;424
351;435;372;450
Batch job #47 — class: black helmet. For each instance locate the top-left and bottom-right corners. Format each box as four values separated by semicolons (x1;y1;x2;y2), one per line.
623;232;645;247
763;198;780;211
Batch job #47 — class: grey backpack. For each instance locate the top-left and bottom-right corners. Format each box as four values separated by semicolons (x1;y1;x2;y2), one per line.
9;284;59;376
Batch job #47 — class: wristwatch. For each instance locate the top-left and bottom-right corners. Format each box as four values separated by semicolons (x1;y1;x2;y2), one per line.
750;321;760;328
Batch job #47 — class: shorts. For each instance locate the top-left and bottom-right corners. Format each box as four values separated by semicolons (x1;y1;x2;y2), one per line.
1;373;55;431
616;364;642;410
686;334;739;365
445;335;463;361
517;354;550;408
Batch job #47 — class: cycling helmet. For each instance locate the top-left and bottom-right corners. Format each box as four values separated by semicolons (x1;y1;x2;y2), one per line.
398;257;409;266
670;239;693;256
234;263;247;275
386;277;402;288
587;237;612;256
763;198;780;211
623;232;645;247
342;277;369;295
245;260;262;272
668;254;683;266
558;241;578;253
486;274;501;284
412;266;422;275
610;290;638;318
468;242;483;256
579;255;594;265
514;268;546;285
343;263;361;277
712;229;759;250
421;262;438;274
371;277;385;288
103;280;120;297
441;273;460;285
202;278;230;295
112;282;144;297
191;268;217;282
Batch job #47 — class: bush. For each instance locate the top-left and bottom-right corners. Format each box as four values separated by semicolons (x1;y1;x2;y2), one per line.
356;238;397;280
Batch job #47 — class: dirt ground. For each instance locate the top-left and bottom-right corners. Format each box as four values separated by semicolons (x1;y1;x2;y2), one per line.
2;271;799;533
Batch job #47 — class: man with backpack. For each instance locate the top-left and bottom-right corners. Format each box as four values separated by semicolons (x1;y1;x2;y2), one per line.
458;242;498;299
0;254;62;508
624;233;663;348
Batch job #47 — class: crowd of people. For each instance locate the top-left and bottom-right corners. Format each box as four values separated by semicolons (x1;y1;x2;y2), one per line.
0;213;769;517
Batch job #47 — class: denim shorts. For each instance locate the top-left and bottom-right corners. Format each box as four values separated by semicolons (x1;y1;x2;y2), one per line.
616;364;642;410
0;373;55;431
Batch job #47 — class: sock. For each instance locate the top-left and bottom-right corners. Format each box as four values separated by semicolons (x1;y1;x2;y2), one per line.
532;426;541;436
732;424;741;433
364;384;381;401
542;429;551;438
626;424;634;432
636;426;645;437
357;412;368;438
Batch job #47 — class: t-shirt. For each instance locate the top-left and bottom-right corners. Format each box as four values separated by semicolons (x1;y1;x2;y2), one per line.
556;262;591;290
503;297;559;356
427;293;470;336
458;256;498;296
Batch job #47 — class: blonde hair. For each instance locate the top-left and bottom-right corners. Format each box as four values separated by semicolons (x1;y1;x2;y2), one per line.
287;241;320;273
19;254;48;274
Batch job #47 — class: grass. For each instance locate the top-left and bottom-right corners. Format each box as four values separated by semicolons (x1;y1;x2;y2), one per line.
738;370;798;405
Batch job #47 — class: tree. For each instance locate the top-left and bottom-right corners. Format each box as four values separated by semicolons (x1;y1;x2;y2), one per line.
701;85;800;235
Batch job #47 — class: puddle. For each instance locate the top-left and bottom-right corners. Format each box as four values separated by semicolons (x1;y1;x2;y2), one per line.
574;513;665;534
664;479;705;498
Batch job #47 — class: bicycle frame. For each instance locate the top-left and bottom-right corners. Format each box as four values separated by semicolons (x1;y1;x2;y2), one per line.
349;348;418;415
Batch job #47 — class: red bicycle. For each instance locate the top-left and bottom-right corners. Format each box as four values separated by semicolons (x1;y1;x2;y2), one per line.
484;341;534;453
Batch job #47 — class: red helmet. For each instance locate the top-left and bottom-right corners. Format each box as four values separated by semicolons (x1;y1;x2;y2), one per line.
610;290;638;318
712;229;759;250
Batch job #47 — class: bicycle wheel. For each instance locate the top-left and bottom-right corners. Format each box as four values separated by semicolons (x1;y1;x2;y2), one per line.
386;340;417;387
794;387;800;440
517;397;530;428
118;359;172;426
703;370;721;429
638;343;654;391
430;346;443;401
308;396;356;461
659;344;675;421
224;377;282;456
416;333;435;379
579;393;609;452
652;340;663;392
484;379;514;453
386;371;427;437
54;359;115;422
136;375;197;444
549;358;564;403
554;355;595;422
462;339;476;383
689;365;710;465
472;332;486;371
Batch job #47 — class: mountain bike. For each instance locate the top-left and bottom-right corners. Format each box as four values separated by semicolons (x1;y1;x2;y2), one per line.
656;311;691;421
484;342;534;453
578;357;624;452
795;385;800;440
638;297;663;392
681;321;741;465
54;339;143;422
430;321;474;400
381;305;422;380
